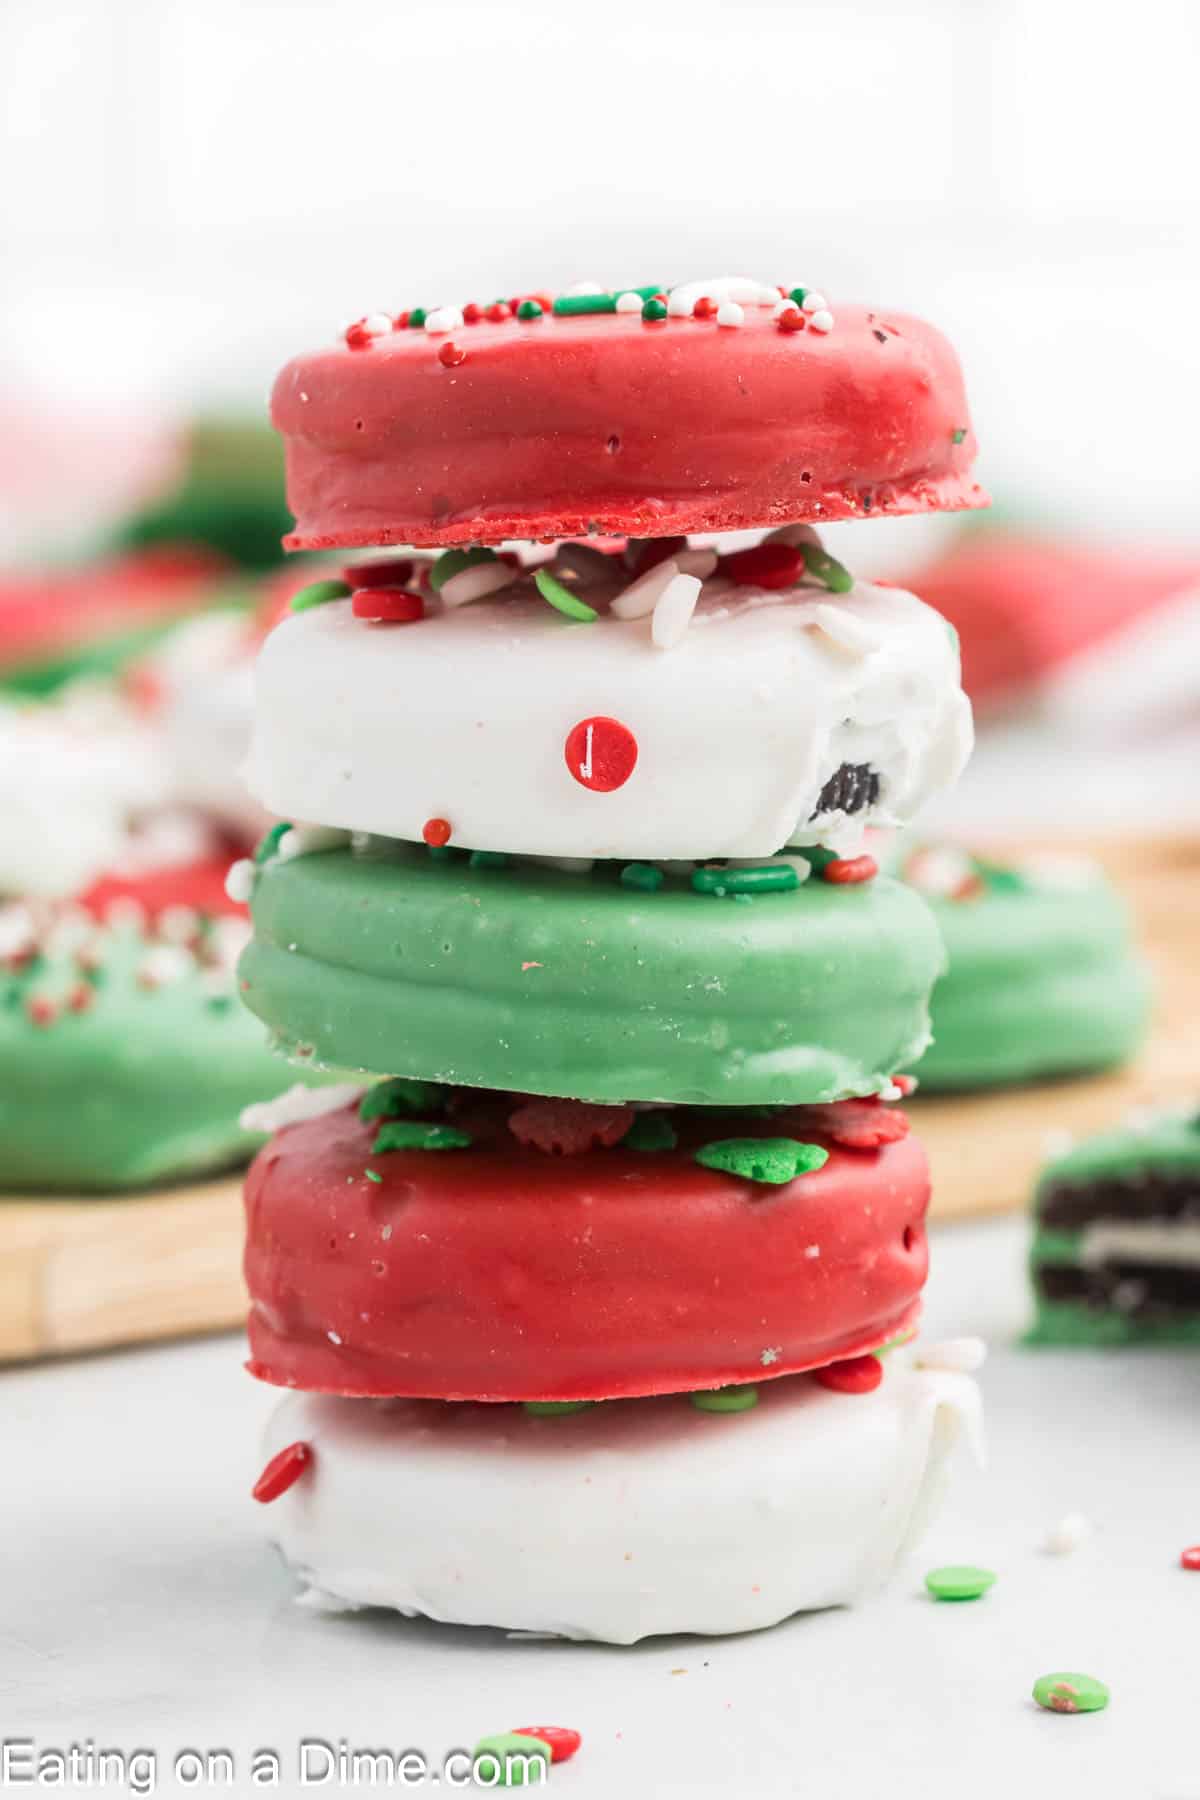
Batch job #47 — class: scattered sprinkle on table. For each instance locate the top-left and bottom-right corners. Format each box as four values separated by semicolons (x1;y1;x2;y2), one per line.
1032;1672;1109;1714
473;1733;552;1786
512;1726;581;1764
1180;1545;1200;1571
1043;1513;1092;1555
924;1564;996;1602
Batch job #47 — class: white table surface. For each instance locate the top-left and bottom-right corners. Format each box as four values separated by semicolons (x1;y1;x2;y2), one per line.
3;1213;1198;1800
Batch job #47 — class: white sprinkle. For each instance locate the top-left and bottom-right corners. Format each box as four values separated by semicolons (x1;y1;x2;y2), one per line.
439;560;518;608
674;547;720;579
327;1330;343;1346
360;313;392;336
137;944;193;987
716;300;745;328
157;904;200;944
611;557;681;620
615;291;643;313
877;1079;903;1101
667;291;694;317
772;296;796;318
760;1346;782;1366
810;603;880;656
277;824;352;861
1042;1512;1092;1556
804;1244;821;1259
753;282;782;305
808;309;835;334
915;1336;987;1374
424;305;464;335
566;280;606;296
299;391;310;404
240;1081;365;1135
225;858;256;904
381;1224;393;1241
801;292;827;314
651;572;702;650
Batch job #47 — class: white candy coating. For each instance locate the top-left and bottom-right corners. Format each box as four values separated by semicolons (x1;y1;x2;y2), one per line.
1043;1512;1093;1556
261;1362;982;1643
244;575;972;861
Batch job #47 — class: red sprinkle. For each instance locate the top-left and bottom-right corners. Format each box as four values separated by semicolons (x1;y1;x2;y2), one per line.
252;1440;313;1504
823;854;879;886
627;535;687;578
692;296;719;319
438;340;467;368
786;1099;909;1151
352;586;425;624
393;311;410;330
777;306;807;333
344;318;375;351
343;557;414;589
509;1098;634;1156
564;716;639;793
814;1354;884;1395
462;303;483;324
1181;1546;1200;1570
26;996;57;1028
512;1727;581;1765
486;302;511;322
67;983;95;1014
422;817;453;848
891;1073;919;1097
720;542;804;591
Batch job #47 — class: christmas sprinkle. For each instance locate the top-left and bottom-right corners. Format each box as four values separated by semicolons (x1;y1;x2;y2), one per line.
564;715;639;792
351;587;424;624
359;1077;444;1122
690;1385;759;1413
533;567;598;622
522;1400;594;1416
823;854;878;885
289;578;351;613
422;818;453;848
814;1354;883;1395
620;862;664;893
430;546;498;592
924;1565;996;1602
1032;1673;1109;1715
372;1121;472;1154
694;1138;829;1184
692;863;801;898
252;1440;313;1504
800;543;854;593
511;1728;580;1766
622;1112;678;1152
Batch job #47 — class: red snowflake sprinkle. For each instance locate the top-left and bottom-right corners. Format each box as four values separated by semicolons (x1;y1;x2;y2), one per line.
692;296;719;319
438;340;467;368
422;817;452;848
564;716;639;792
785;1100;909;1150
512;1727;581;1765
720;542;804;591
823;854;879;886
814;1354;883;1395
508;1098;635;1155
351;587;425;624
777;306;807;333
252;1440;313;1504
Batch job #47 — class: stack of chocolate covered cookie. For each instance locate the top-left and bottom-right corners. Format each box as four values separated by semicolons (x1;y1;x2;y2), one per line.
239;276;986;1642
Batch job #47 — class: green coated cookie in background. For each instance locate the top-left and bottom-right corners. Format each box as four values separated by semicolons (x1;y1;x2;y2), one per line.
473;1733;552;1786
924;1564;996;1601
1032;1672;1109;1714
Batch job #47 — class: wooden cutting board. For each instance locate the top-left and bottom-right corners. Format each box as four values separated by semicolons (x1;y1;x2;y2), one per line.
3;833;1197;1366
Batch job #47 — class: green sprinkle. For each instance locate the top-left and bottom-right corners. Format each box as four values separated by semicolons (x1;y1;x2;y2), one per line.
407;308;427;328
789;287;808;307
924;1564;997;1602
623;1112;678;1152
473;1735;551;1787
372;1121;472;1154
552;292;617;316
522;1400;595;1416
975;857;1028;895
952;427;967;445
365;1168;382;1184
469;849;510;869
800;542;853;594
359;1077;444;1122
795;845;839;873
691;863;800;897
690;1385;759;1413
289;578;351;613
516;299;543;320
1032;1672;1109;1715
254;821;293;864
205;993;233;1013
695;1137;829;1185
533;566;597;622
620;861;664;893
641;297;668;321
430;546;498;592
426;844;455;861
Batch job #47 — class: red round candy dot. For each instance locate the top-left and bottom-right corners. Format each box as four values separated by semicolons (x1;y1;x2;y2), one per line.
462;302;483;324
252;1440;313;1503
438;340;467;368
720;542;804;591
777;306;807;333
344;557;413;589
564;716;639;792
1181;1546;1200;1570
814;1354;884;1395
393;311;410;330
512;1727;581;1765
823;854;879;886
486;302;510;322
422;817;453;848
692;296;719;319
351;586;425;624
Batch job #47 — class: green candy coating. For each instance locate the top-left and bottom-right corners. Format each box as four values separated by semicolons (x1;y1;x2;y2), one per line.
925;1564;997;1602
241;844;944;1106
1032;1672;1109;1714
694;1137;828;1185
533;566;598;622
472;1735;551;1786
622;1112;678;1152
690;1385;759;1413
288;578;350;613
371;1121;471;1154
430;546;498;592
358;1076;444;1122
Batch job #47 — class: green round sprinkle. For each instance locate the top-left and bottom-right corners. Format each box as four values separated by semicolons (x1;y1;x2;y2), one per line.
690;1385;759;1413
372;1121;472;1154
364;1168;382;1184
642;297;668;321
694;1138;829;1185
473;1735;551;1787
799;543;853;594
469;849;510;869
952;427;967;445
924;1564;997;1602
620;861;664;893
430;546;498;592
522;1399;595;1416
289;578;351;613
254;821;293;864
789;287;808;306
533;566;598;621
553;292;617;316
1032;1672;1109;1715
691;863;800;897
359;1077;444;1122
976;858;1028;895
622;1112;678;1152
407;308;427;328
516;300;543;320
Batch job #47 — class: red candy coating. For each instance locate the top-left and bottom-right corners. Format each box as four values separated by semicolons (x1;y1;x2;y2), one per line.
351;586;424;624
421;817;452;847
512;1728;581;1765
252;1439;313;1503
823;854;879;886
813;1354;884;1395
564;716;639;793
508;1098;635;1155
242;1096;930;1401
273;302;985;549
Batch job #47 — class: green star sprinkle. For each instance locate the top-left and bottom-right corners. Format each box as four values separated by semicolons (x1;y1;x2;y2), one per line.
472;1735;551;1787
533;566;597;621
925;1564;997;1602
522;1400;595;1416
623;1112;678;1152
552;292;617;316
289;578;351;613
1032;1672;1109;1715
799;543;853;594
620;862;664;893
690;1385;759;1413
371;1121;471;1154
253;821;293;864
430;546;498;592
359;1077;445;1122
691;863;800;897
694;1138;829;1184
